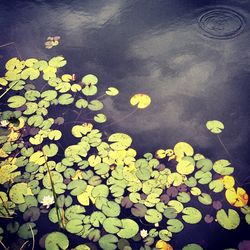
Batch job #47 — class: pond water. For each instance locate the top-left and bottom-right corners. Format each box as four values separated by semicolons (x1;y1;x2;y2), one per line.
0;0;250;250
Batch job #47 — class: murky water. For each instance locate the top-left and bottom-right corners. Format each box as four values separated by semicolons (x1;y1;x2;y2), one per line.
0;0;250;249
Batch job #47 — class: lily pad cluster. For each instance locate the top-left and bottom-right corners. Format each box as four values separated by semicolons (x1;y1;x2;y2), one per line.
0;56;249;250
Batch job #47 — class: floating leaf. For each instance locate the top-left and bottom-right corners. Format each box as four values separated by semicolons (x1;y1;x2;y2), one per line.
206;120;224;134
66;219;84;234
145;209;162;224
225;187;248;207
82;74;98;85
130;93;151;109
7;95;26;108
48;56;67;68
58;93;74;105
45;232;69;250
88;100;104;111
216;209;240;230
106;87;119;96
99;234;118;250
103;217;121;234
174;142;194;162
18;222;37;239
167;219;184;233
117;219;139;239
67;180;87;196
9;183;33;204
21;67;40;80
176;159;195;175
182;207;202;224
213;159;234;175
108;133;132;150
76;99;88;108
182;244;203;250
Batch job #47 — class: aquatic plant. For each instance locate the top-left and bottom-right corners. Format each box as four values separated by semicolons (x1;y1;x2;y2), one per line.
0;54;249;250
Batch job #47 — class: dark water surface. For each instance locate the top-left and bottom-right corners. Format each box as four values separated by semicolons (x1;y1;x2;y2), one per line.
1;0;250;249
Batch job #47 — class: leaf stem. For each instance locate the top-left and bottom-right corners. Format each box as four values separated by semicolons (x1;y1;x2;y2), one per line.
216;134;232;159
28;224;35;250
43;152;65;229
0;81;19;100
102;108;137;129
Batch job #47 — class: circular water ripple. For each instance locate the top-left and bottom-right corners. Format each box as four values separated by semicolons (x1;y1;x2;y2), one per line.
198;7;245;39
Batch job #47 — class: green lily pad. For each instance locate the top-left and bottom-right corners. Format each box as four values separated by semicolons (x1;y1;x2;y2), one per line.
94;163;109;175
42;143;58;157
99;234;118;250
7;95;26;108
18;222;37;239
216;209;240;230
102;201;120;217
103;217;122;233
9;183;33;204
145;209;162;224
90;211;106;227
213;159;234;175
82;74;98;85
206;120;224;134
58;94;74;105
94;113;107;123
182;244;203;250
117;219;139;239
106;87;119;96
66;219;84;234
194;171;212;184
76;98;88;108
65;205;86;220
21;67;40;80
48;56;67;68
198;193;212;205
82;85;98;96
67;180;87;196
182;207;202;224
45;232;69;250
91;184;109;198
167;219;184;233
25;90;41;101
108;133;132;150
41;90;58;101
88;100;104;111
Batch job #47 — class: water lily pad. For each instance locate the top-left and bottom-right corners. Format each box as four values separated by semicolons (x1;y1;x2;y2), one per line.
48;56;67;68
213;159;234;175
88;100;103;111
106;87;119;96
67;180;87;195
117;219;139;239
9;183;33;204
99;234;118;250
66;219;84;234
145;209;162;224
130;93;151;109
18;222;37;239
216;209;240;230
198;193;212;205
7;95;26;108
182;207;202;224
82;85;98;96
45;232;69;250
76;98;88;108
108;133;132;150
102;201;120;217
94;113;107;123
182;244;203;250
206;120;224;134
58;94;74;105
167;219;184;233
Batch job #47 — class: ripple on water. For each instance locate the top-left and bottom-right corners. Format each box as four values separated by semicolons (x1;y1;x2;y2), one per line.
198;7;245;39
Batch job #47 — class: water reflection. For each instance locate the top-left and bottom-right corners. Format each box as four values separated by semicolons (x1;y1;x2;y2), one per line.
0;0;250;249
